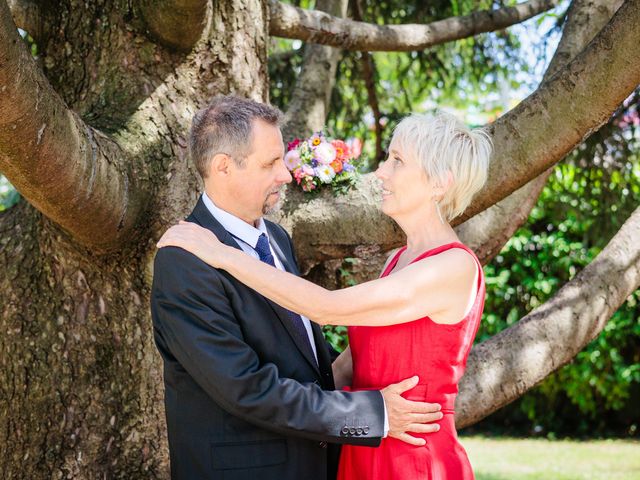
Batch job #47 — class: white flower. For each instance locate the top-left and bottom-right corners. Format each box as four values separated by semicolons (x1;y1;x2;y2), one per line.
314;142;337;165
284;149;301;170
315;165;336;184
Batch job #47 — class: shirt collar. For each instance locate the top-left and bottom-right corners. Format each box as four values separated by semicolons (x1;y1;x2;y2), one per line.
201;192;269;249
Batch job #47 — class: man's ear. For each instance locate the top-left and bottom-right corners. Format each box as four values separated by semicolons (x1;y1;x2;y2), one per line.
209;153;232;178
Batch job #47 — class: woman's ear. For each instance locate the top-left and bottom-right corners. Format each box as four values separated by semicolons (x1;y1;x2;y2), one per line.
442;171;454;195
434;171;454;198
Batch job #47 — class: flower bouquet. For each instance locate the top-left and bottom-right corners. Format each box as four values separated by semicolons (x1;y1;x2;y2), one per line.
284;132;362;195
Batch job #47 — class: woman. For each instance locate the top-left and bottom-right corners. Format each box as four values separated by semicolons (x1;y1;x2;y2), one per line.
158;111;492;479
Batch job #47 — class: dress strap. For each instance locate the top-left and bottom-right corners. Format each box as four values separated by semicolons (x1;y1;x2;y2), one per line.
381;246;407;277
409;242;484;293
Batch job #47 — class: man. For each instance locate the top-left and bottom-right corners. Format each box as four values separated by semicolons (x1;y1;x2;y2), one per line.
151;95;442;480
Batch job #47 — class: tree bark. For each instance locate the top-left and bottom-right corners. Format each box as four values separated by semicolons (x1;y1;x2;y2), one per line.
269;0;559;51
139;0;209;52
0;1;268;477
281;0;348;141
6;0;42;41
456;205;640;427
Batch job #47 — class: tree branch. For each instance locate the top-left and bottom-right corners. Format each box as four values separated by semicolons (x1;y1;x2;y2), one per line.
281;0;348;141
456;204;640;427
0;2;148;251
269;0;559;51
462;0;640;222
457;0;625;263
138;0;208;52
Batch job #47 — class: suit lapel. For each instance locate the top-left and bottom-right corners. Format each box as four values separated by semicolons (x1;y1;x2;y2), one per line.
191;199;321;377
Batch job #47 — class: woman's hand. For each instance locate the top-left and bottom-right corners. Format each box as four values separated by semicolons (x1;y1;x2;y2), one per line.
157;221;226;268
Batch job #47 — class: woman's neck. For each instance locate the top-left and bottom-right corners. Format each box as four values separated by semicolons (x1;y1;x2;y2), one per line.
395;210;459;255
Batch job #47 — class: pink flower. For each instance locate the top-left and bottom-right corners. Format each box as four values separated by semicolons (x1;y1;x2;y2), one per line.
314;142;336;165
301;177;316;192
284;149;302;171
346;138;362;159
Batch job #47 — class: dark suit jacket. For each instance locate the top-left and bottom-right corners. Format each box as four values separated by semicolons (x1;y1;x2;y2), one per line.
151;198;384;480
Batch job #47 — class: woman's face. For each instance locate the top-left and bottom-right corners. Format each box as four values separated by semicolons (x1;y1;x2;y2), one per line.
374;139;431;219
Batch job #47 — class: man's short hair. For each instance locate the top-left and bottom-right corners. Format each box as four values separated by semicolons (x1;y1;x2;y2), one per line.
189;95;283;178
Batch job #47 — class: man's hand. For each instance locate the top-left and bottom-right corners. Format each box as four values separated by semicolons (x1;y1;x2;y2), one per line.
381;376;442;446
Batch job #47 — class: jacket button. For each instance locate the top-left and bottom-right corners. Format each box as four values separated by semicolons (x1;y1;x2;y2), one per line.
318;441;328;448
349;427;356;435
341;426;349;435
356;427;363;435
363;426;370;434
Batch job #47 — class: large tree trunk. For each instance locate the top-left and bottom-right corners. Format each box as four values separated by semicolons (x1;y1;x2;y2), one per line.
0;1;267;477
0;201;166;478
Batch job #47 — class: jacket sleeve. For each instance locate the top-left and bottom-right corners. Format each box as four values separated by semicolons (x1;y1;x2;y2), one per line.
152;246;384;445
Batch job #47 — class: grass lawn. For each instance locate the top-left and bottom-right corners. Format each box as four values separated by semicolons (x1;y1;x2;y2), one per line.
462;436;640;480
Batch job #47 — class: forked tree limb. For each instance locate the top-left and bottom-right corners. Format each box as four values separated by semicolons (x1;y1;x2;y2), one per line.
457;0;625;263
277;0;640;267
281;0;348;141
0;1;148;251
463;0;640;221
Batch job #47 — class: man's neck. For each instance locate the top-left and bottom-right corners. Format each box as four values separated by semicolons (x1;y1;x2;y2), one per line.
204;189;259;227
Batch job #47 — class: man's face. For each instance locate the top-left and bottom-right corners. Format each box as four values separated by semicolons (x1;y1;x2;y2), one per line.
225;119;291;225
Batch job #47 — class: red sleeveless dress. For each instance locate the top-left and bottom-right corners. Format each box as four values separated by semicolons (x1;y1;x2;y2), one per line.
337;242;485;480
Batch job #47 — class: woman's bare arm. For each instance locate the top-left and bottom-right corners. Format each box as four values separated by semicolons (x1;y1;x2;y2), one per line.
157;222;478;326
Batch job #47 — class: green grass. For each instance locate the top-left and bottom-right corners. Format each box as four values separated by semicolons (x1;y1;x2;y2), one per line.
462;436;640;480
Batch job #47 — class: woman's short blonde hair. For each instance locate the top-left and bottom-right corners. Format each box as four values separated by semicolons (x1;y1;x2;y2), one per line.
391;111;492;222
